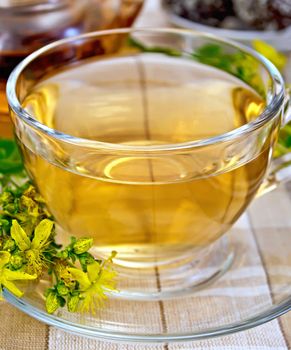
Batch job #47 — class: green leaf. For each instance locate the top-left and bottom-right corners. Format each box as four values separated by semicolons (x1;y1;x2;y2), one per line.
127;37;182;57
198;44;222;56
10;220;31;251
78;252;95;272
285;135;291;148
0;139;23;175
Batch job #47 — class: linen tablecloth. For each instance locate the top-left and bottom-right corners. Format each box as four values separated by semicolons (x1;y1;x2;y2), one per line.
0;1;290;349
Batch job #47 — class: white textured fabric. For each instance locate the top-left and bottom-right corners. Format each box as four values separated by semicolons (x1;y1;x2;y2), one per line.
0;1;290;349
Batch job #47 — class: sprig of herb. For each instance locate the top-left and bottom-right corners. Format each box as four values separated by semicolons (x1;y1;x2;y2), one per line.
0;139;117;314
194;43;266;97
45;237;117;314
128;36;265;95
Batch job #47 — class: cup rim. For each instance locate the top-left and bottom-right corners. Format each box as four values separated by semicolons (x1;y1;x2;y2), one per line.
6;27;285;153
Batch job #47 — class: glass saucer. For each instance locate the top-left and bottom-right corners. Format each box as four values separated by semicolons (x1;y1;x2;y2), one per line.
4;184;291;343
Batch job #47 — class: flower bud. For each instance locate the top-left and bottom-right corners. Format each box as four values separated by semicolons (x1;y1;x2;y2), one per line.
73;238;93;255
0;192;13;205
56;281;69;296
4;203;17;213
60;250;69;259
45;291;62;314
10;253;24;269
67;294;80;313
0;219;10;233
3;238;16;252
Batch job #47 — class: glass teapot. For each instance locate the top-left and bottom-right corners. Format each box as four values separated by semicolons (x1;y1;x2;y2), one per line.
0;0;144;137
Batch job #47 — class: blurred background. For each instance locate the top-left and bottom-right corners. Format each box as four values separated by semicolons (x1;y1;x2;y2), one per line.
0;0;144;137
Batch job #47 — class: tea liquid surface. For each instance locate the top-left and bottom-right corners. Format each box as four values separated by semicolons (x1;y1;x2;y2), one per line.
21;55;269;263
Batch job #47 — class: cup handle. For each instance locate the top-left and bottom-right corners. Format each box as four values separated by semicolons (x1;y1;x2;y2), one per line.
257;88;291;197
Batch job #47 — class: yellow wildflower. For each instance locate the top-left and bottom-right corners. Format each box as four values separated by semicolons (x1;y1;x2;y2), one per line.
253;40;287;72
10;219;54;276
54;260;76;289
68;258;117;314
0;251;36;299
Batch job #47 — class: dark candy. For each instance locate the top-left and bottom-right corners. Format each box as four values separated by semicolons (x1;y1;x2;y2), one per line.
163;0;291;30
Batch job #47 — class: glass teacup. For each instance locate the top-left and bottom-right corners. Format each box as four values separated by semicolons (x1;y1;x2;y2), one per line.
6;28;290;298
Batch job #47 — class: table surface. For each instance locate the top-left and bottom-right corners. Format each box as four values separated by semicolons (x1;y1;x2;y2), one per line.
0;1;290;349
